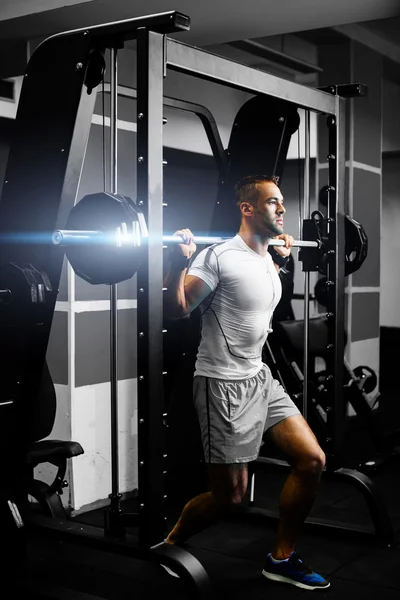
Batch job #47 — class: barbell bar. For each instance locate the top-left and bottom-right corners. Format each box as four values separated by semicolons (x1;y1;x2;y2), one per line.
47;192;325;285
52;229;321;249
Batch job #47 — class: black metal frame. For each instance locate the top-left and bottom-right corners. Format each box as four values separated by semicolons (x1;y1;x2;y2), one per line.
326;111;347;461
0;9;393;592
136;26;166;549
101;82;228;178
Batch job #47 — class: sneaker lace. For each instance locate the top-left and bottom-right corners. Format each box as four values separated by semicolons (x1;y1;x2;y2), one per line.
288;553;314;575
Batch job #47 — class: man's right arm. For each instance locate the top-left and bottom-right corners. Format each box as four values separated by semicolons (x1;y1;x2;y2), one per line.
163;228;213;319
163;271;212;319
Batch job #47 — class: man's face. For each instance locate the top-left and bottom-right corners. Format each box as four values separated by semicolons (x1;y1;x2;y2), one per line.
249;181;286;237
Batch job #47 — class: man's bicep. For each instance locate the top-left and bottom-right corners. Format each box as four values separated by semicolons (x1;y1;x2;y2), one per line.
184;274;213;313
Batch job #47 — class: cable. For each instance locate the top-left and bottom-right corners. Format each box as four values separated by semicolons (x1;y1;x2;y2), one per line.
273;116;288;177
102;78;107;192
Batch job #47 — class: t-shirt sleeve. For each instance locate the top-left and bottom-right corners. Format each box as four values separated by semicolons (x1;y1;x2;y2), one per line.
188;246;219;292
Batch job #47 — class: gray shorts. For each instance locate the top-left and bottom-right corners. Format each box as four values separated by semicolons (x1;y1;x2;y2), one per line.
193;363;300;464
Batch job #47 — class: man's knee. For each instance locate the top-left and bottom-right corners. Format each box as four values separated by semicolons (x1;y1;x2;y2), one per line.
212;486;246;510
295;447;326;479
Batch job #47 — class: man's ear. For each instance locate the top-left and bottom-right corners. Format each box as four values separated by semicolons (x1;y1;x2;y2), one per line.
240;202;254;216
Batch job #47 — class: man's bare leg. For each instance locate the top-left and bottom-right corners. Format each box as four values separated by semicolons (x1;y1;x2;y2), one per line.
166;463;248;545
265;414;326;559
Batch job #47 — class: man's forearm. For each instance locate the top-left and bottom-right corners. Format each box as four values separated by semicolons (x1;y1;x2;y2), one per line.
163;267;190;319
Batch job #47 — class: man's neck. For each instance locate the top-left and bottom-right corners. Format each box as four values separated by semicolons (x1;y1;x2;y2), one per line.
238;227;271;256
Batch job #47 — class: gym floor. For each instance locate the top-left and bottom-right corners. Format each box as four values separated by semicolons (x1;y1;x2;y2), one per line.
23;394;400;600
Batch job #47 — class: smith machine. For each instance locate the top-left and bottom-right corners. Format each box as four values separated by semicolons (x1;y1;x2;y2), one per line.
0;8;393;593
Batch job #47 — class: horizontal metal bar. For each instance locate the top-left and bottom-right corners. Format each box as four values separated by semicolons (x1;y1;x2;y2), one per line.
41;11;190;48
166;38;337;115
52;229;320;248
319;83;367;98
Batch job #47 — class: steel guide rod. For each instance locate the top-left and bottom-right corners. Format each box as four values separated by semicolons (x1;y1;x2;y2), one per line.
107;46;121;527
302;110;311;421
332;98;346;459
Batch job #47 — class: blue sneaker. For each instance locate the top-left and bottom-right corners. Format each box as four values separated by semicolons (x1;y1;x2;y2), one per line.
262;552;330;590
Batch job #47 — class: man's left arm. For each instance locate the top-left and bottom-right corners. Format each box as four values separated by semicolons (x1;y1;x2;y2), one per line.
269;233;294;272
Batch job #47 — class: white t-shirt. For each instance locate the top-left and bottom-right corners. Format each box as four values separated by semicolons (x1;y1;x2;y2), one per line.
188;234;282;380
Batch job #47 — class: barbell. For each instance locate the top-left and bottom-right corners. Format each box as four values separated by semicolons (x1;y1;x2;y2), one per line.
49;191;321;285
53;228;317;285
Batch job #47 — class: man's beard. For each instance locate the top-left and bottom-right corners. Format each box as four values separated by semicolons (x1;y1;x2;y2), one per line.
252;209;284;237
260;219;283;237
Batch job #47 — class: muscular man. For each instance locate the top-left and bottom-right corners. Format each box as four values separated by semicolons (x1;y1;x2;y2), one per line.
163;175;329;591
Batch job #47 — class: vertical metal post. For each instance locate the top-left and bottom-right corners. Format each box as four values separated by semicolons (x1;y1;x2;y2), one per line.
136;28;166;549
302;111;311;420
325;98;346;465
105;47;122;533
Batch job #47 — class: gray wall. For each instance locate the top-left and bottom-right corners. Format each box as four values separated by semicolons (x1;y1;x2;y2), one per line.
381;155;400;328
382;80;400;154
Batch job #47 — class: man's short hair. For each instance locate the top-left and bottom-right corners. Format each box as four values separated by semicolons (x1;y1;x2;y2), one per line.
234;174;280;207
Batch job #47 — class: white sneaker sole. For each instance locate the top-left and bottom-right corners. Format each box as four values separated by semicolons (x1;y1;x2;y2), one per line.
262;569;330;591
